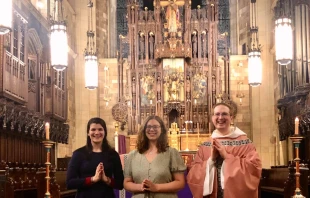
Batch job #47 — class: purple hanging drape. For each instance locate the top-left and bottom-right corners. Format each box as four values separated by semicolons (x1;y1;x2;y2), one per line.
118;135;126;154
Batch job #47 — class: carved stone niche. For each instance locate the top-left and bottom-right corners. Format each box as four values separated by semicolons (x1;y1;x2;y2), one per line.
164;102;184;130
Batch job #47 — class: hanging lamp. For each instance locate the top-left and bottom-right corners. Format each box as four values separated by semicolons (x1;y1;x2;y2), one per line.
50;0;68;71
248;0;262;87
84;0;98;89
0;0;12;35
275;0;293;65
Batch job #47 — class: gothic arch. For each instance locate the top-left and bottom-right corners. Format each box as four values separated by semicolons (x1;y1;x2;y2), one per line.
28;28;43;55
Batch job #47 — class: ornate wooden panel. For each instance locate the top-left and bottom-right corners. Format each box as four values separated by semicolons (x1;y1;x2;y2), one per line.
115;0;232;135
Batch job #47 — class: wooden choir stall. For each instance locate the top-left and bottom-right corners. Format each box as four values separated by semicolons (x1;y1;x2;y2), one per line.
0;1;75;197
258;0;310;197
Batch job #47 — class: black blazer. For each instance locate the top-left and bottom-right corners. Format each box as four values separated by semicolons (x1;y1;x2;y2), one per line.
66;146;124;198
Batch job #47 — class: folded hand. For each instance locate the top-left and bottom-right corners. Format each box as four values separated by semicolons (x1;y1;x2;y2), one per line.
142;179;158;192
213;139;227;159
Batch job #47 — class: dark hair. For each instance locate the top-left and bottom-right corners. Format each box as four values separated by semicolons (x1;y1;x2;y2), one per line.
86;117;112;152
212;102;232;115
136;115;168;154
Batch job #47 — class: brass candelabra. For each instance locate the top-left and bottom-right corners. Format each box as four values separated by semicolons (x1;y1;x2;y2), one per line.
290;134;305;198
42;140;54;198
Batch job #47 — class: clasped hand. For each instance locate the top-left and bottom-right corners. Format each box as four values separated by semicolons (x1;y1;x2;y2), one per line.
141;179;158;192
92;162;111;184
211;139;227;161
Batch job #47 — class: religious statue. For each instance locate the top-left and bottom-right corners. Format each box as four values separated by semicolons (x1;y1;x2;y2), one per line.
163;81;169;103
169;76;179;101
139;33;145;59
138;10;144;21
192;32;198;58
159;0;185;34
186;75;191;92
149;33;154;59
201;32;207;58
166;1;179;33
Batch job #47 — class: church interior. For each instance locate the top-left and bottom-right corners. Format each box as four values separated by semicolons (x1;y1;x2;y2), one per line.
0;0;310;197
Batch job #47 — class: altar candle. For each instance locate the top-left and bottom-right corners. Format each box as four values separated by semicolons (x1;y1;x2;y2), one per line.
295;117;299;135
208;122;211;134
197;122;200;139
185;121;188;133
115;132;119;153
45;122;50;140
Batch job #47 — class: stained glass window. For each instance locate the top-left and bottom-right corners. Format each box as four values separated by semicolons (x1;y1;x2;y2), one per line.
116;0;129;57
218;0;230;56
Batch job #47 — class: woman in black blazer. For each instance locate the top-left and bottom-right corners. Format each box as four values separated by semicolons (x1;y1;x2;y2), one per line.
66;117;124;198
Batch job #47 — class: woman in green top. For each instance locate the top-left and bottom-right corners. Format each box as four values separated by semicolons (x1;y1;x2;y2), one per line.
124;115;186;198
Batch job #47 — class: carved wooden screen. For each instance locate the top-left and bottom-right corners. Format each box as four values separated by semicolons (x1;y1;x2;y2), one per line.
117;0;227;134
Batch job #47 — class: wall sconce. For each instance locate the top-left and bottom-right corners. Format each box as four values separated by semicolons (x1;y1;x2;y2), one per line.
236;93;245;105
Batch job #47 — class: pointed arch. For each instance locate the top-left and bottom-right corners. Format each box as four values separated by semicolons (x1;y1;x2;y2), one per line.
28;28;43;56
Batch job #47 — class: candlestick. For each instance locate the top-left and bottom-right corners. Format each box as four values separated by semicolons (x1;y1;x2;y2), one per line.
295;117;299;135
42;140;54;198
290;135;305;198
197;122;200;140
45;122;50;140
208;122;211;134
185;121;189;151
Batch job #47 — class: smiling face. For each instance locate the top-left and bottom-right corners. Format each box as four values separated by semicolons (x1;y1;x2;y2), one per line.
212;104;233;135
88;123;105;144
145;119;162;142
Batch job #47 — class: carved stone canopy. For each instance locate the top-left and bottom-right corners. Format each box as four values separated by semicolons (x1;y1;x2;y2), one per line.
165;102;182;114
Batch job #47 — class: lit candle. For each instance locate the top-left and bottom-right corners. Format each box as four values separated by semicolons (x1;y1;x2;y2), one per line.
295;117;299;135
45;122;50;140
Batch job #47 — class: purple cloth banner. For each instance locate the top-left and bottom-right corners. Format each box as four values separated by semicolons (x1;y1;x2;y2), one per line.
118;135;126;154
113;171;193;197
